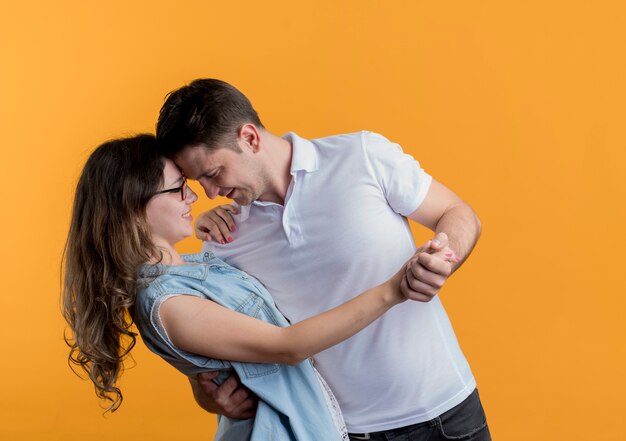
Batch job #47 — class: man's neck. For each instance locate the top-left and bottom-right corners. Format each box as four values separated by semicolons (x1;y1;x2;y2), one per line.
257;130;293;205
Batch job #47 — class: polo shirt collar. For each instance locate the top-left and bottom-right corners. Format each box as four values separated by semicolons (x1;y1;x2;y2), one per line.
283;132;318;174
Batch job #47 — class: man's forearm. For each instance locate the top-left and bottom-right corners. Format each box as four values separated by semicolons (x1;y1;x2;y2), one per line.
434;203;481;273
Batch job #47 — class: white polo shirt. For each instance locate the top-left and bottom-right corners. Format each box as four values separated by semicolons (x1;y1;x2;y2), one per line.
203;131;476;432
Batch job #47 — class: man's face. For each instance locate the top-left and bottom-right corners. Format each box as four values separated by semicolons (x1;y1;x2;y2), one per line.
173;144;267;206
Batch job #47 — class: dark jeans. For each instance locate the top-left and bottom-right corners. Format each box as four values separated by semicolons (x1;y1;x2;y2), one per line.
348;388;491;441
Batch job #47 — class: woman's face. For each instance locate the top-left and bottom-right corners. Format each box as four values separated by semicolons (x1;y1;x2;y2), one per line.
145;159;198;247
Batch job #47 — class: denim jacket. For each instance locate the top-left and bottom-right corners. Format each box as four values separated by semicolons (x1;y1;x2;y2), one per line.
133;252;343;441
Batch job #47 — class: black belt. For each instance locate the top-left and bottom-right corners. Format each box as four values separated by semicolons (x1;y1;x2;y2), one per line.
349;419;437;440
349;434;373;440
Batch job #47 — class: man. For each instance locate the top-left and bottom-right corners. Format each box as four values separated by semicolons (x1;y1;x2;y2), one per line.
156;79;490;440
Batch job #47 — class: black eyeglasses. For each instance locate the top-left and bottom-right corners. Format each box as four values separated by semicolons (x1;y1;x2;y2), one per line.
153;178;188;201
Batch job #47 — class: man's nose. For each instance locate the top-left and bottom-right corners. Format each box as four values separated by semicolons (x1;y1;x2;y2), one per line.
202;182;220;199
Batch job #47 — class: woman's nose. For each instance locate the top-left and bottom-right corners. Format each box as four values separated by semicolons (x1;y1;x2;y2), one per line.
185;186;198;203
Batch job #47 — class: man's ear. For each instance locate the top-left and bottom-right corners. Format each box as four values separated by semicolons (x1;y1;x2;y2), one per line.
238;123;261;153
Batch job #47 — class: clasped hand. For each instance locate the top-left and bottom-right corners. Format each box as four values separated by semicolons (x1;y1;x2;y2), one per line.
401;232;460;302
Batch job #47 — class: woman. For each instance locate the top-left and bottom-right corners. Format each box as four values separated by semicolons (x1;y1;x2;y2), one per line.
62;134;453;440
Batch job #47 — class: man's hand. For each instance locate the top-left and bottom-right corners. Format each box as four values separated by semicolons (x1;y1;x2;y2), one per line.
401;232;460;302
189;372;258;419
195;205;238;244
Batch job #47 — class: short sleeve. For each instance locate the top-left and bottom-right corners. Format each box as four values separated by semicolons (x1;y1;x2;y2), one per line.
134;282;230;375
361;131;432;216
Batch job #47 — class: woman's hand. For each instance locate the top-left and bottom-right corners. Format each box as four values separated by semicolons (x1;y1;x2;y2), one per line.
401;233;460;303
195;204;238;244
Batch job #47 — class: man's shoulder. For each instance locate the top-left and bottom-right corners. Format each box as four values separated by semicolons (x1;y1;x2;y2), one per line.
311;130;371;144
310;130;395;150
306;130;385;157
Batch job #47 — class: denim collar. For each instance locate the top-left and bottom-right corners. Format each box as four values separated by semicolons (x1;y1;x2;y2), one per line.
138;252;215;280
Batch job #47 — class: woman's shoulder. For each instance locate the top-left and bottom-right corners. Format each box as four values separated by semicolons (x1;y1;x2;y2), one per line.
137;264;206;295
133;267;208;330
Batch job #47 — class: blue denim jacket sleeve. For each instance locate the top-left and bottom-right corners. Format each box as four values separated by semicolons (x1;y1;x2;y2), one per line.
134;274;231;376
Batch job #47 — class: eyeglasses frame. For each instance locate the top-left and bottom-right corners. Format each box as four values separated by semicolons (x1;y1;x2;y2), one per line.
153;177;188;201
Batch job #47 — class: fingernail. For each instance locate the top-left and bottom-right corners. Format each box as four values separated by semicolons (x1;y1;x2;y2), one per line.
220;239;225;244
227;236;234;243
231;225;237;232
205;234;211;241
432;239;441;247
445;251;453;257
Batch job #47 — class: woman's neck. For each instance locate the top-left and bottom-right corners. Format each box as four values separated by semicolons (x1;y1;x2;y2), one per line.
147;242;185;266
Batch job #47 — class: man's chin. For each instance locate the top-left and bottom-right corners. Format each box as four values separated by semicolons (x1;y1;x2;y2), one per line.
229;192;245;205
233;196;252;206
230;190;256;206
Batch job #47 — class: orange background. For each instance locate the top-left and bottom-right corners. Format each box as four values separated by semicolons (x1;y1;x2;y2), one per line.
1;1;625;440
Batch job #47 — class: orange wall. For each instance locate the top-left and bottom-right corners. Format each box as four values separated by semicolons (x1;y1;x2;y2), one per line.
1;1;625;440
